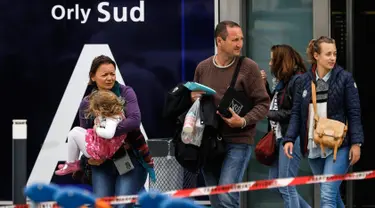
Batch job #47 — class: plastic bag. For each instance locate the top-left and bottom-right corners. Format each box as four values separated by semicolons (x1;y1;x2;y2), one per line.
181;99;205;147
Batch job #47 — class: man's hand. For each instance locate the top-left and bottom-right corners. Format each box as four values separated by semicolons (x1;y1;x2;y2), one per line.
349;144;361;165
217;108;245;128
191;91;206;102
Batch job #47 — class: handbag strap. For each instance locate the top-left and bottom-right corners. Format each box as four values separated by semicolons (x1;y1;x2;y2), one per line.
230;56;245;88
279;85;287;105
311;81;319;122
311;81;349;129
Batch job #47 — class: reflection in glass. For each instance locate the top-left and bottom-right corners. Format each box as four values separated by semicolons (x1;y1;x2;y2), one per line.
245;0;313;207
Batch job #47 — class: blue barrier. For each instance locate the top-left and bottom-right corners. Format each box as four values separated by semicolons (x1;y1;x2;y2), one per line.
24;183;204;208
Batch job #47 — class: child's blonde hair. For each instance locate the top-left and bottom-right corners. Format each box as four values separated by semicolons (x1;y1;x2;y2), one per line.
86;90;125;118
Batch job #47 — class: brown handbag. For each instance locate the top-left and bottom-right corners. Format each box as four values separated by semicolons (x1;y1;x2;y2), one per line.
311;81;347;162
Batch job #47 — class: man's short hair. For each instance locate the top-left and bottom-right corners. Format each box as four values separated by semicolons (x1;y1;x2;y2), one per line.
214;20;241;44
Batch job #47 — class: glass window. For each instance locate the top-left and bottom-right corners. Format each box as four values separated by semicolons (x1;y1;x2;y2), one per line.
245;0;314;207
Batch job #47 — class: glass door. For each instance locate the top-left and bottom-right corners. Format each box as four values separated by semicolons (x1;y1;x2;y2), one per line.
244;0;314;207
351;0;375;207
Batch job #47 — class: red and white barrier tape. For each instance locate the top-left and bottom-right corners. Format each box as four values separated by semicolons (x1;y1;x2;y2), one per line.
4;170;375;207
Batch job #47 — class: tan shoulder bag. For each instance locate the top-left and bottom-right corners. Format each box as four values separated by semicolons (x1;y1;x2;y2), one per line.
311;81;347;162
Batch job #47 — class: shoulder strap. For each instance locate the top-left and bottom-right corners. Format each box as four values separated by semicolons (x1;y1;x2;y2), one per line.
312;81;348;128
230;56;245;88
311;81;319;121
279;86;287;105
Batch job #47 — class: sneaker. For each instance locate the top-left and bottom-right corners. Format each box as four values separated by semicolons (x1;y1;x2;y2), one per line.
55;161;81;176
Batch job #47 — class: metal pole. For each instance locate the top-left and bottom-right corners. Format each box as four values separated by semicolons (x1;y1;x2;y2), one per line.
346;0;354;73
239;1;249;206
12;119;27;204
346;0;354;207
312;1;331;207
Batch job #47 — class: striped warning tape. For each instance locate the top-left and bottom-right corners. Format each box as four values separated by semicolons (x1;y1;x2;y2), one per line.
4;170;375;207
1;202;57;208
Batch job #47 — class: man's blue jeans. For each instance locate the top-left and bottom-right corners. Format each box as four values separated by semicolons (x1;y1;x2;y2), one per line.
202;143;252;208
308;146;350;208
91;152;147;208
269;138;311;208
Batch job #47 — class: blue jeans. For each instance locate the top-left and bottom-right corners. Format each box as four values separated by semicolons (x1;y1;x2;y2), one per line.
269;138;311;208
202;143;252;208
308;146;350;208
91;152;147;208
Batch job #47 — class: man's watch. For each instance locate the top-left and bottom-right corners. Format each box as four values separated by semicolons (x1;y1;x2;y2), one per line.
353;143;362;147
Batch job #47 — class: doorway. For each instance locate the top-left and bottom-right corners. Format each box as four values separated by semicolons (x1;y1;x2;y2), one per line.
331;0;375;207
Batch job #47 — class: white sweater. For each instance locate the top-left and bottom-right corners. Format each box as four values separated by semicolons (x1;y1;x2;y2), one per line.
95;115;122;139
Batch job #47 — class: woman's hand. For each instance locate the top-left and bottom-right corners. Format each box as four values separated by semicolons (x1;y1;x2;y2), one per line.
283;142;294;159
260;70;267;84
349;144;361;165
